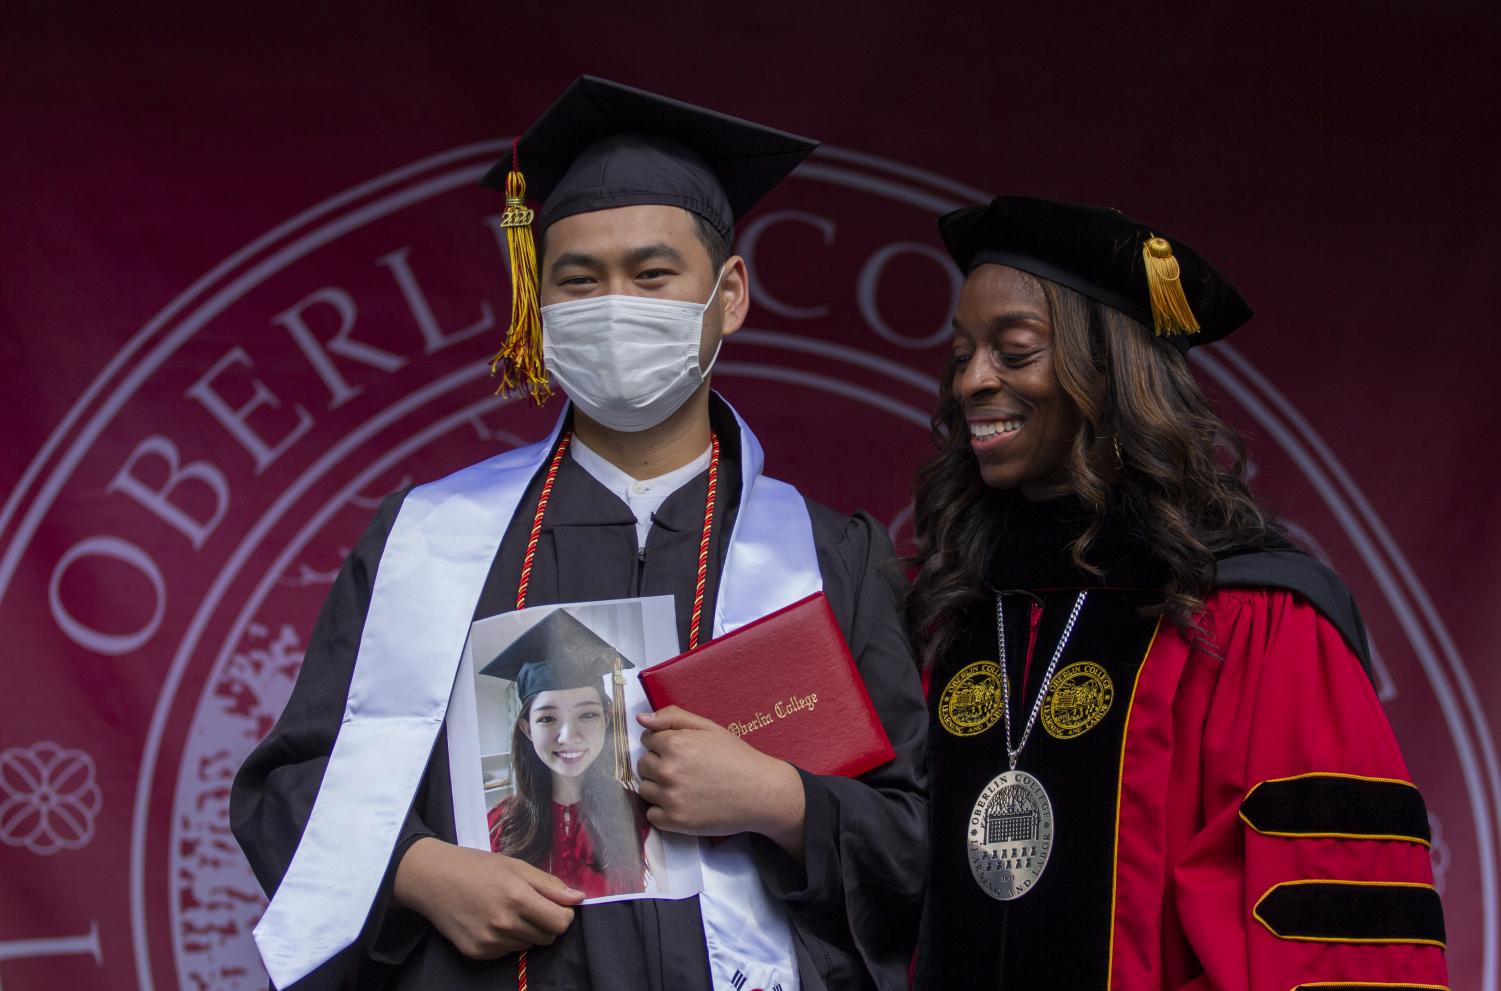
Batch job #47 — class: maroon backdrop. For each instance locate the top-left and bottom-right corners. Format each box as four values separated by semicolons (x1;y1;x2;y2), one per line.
2;5;1497;989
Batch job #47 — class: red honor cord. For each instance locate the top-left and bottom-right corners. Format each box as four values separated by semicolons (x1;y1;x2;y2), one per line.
512;430;720;989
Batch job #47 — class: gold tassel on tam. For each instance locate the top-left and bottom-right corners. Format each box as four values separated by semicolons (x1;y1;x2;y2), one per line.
1142;236;1201;337
611;657;636;788
489;150;551;401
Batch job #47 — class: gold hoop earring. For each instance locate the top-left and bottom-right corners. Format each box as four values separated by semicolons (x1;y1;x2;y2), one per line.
1111;435;1124;470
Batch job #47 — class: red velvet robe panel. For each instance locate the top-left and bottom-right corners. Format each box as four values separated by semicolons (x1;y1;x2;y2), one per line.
1122;587;1446;990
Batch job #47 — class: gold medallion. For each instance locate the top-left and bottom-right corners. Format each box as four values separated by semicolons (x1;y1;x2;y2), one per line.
1039;661;1113;740
938;661;1006;737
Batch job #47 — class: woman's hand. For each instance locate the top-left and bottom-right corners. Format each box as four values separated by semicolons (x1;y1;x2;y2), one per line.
392;838;585;958
636;706;806;861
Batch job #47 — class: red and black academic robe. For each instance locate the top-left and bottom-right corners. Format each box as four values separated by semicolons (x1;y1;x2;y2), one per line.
916;495;1447;990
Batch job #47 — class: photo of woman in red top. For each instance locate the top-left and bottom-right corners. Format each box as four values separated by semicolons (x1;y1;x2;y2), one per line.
480;609;653;898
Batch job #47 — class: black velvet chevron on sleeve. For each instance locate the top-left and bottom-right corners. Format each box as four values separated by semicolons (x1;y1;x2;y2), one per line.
1240;773;1431;845
1254;881;1446;947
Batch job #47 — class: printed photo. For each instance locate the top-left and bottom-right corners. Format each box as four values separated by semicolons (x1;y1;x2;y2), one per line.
446;597;701;903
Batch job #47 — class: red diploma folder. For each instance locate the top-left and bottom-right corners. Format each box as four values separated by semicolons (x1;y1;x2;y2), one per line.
639;592;896;778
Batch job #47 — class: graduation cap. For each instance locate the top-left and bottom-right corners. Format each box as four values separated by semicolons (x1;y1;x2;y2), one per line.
482;75;819;400
938;196;1253;352
480;609;637;786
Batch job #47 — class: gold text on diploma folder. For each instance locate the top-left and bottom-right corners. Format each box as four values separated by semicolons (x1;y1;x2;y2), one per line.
726;692;820;738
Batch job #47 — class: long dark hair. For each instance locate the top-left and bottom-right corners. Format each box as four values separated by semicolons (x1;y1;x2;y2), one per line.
907;274;1280;668
496;690;644;891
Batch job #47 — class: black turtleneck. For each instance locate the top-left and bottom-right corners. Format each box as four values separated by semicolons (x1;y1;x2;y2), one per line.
984;492;1170;594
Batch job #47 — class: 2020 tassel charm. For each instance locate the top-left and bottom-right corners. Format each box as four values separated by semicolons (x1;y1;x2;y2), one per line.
489;143;550;402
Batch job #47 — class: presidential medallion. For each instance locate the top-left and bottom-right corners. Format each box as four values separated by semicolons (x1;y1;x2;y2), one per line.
967;769;1054;900
939;661;1007;737
1040;661;1114;740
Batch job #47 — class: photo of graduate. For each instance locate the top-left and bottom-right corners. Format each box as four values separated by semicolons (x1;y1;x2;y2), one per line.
474;604;670;900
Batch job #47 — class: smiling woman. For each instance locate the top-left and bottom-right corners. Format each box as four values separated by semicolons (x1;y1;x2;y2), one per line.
526;688;608;788
480;609;651;898
488;687;650;899
908;196;1448;990
922;253;1275;663
948;264;1081;498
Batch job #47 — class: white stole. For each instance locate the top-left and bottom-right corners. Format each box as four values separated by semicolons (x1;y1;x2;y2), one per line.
253;400;819;991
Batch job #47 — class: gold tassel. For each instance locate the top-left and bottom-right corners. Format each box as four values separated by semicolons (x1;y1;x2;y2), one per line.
489;156;551;401
611;658;635;788
1141;236;1200;337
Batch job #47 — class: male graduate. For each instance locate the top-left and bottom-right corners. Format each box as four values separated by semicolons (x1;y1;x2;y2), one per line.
231;76;928;991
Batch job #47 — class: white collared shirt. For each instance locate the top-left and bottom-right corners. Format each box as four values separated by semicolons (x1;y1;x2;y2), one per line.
570;437;713;549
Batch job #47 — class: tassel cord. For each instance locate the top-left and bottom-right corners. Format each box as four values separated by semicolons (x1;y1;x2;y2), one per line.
1141;236;1201;337
491;159;550;401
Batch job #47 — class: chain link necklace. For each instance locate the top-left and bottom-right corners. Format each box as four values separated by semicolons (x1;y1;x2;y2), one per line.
998;590;1088;771
966;589;1087;901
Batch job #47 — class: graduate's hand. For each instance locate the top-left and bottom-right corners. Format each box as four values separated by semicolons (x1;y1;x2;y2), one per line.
392;837;585;958
636;705;807;860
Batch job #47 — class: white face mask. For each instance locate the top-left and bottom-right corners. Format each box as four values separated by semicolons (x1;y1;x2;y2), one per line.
540;266;728;433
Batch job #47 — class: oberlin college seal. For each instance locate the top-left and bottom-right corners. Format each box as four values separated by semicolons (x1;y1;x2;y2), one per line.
967;770;1054;900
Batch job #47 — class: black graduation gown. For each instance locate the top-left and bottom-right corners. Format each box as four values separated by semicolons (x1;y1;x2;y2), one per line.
231;400;929;991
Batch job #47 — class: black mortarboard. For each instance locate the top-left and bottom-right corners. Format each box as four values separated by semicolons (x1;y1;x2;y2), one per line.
479;609;635;703
482;76;819;400
938;196;1253;352
483;76;818;242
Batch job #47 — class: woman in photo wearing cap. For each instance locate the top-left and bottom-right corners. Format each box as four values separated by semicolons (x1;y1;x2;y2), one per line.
908;198;1446;989
481;609;656;899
